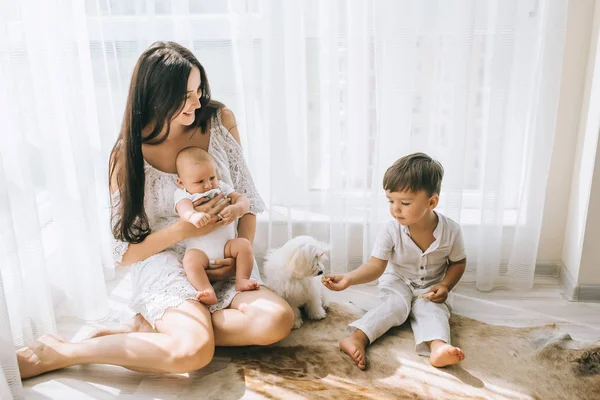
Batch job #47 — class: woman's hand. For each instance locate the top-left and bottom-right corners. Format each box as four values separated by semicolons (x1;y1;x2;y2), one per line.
176;194;231;240
206;258;237;282
193;193;230;214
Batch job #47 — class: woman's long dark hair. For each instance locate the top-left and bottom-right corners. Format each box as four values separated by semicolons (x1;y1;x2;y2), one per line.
109;41;220;243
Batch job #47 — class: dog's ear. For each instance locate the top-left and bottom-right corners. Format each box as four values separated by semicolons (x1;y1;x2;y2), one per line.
287;247;301;267
286;241;306;265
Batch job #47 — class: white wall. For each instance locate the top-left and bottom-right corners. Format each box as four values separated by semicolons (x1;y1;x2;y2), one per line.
560;0;600;284
579;135;600;285
537;0;596;270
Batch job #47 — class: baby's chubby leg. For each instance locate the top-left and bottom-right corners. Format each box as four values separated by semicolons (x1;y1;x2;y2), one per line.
183;249;217;305
225;238;259;292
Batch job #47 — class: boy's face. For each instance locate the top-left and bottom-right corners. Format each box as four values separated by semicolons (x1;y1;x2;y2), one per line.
386;189;438;226
176;160;219;194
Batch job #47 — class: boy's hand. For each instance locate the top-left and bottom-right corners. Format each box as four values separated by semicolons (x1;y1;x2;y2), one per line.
219;204;241;225
189;212;211;228
426;283;449;303
321;275;351;291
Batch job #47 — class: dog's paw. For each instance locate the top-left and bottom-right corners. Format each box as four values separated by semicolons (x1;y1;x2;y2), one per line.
306;307;326;320
293;317;304;329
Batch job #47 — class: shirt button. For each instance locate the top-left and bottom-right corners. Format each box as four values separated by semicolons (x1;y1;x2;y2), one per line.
420;277;424;281
420;266;424;270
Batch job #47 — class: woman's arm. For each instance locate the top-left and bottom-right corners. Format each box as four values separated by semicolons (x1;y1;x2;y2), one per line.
119;199;228;265
238;213;256;244
120;220;186;265
111;166;228;265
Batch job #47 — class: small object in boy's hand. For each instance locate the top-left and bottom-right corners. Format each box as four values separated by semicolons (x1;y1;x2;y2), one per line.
418;292;434;300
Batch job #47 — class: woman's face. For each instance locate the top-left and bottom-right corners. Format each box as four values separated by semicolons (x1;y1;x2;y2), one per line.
173;66;202;127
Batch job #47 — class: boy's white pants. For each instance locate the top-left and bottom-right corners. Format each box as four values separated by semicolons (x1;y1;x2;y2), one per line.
348;277;451;355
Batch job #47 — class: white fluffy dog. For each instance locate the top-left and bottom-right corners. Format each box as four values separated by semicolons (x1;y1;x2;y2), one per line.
263;236;329;329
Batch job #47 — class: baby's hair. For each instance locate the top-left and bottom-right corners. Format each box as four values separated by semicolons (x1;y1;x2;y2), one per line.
383;152;444;196
175;146;213;172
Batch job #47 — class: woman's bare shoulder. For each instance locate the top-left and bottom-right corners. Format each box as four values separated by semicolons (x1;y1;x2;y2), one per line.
219;107;242;146
109;150;121;195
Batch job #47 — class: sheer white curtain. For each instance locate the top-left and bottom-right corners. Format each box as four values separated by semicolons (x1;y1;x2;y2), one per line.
1;0;112;397
0;0;567;397
230;0;567;292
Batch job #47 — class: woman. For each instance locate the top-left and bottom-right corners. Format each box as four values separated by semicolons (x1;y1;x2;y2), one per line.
18;41;294;378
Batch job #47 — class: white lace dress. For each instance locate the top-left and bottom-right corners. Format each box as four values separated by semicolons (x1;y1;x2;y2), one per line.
111;109;266;328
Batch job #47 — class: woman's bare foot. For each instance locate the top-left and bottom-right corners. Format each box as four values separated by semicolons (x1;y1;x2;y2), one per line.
17;334;70;379
339;329;369;370
85;314;155;339
197;288;218;305
429;340;465;367
235;278;259;292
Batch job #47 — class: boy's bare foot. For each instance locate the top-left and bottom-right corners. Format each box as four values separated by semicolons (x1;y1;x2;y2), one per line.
197;288;218;305
86;314;155;339
236;278;260;292
429;340;465;367
17;334;70;379
339;329;369;370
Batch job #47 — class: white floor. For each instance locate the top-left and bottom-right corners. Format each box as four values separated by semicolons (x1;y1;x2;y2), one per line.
22;270;600;399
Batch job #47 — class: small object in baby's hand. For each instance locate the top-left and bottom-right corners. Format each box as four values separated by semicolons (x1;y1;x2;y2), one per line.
418;292;434;300
201;188;222;200
197;188;223;205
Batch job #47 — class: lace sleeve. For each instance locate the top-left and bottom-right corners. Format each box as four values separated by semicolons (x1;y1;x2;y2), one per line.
217;110;266;215
110;191;129;264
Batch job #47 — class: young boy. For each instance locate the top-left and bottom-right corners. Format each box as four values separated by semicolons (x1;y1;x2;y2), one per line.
174;146;259;305
322;152;466;370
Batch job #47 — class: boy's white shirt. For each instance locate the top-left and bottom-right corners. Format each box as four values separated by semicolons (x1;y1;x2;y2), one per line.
372;211;466;289
173;181;235;212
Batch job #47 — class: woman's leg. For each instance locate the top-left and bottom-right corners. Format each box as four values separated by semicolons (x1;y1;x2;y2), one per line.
18;300;215;379
211;287;294;346
85;313;155;339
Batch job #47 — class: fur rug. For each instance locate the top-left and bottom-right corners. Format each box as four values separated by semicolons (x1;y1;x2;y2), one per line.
189;303;600;400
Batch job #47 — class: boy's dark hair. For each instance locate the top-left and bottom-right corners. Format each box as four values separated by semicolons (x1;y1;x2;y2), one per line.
383;153;444;196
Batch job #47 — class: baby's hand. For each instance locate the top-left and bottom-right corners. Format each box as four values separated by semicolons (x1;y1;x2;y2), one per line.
219;204;241;225
189;211;211;228
321;275;351;291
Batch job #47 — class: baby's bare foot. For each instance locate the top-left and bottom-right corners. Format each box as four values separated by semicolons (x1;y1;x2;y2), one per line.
236;278;259;292
339;330;369;370
197;288;218;305
429;342;465;367
18;334;70;379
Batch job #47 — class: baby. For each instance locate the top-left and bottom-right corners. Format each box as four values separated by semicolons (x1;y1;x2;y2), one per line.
323;153;467;370
174;146;259;305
